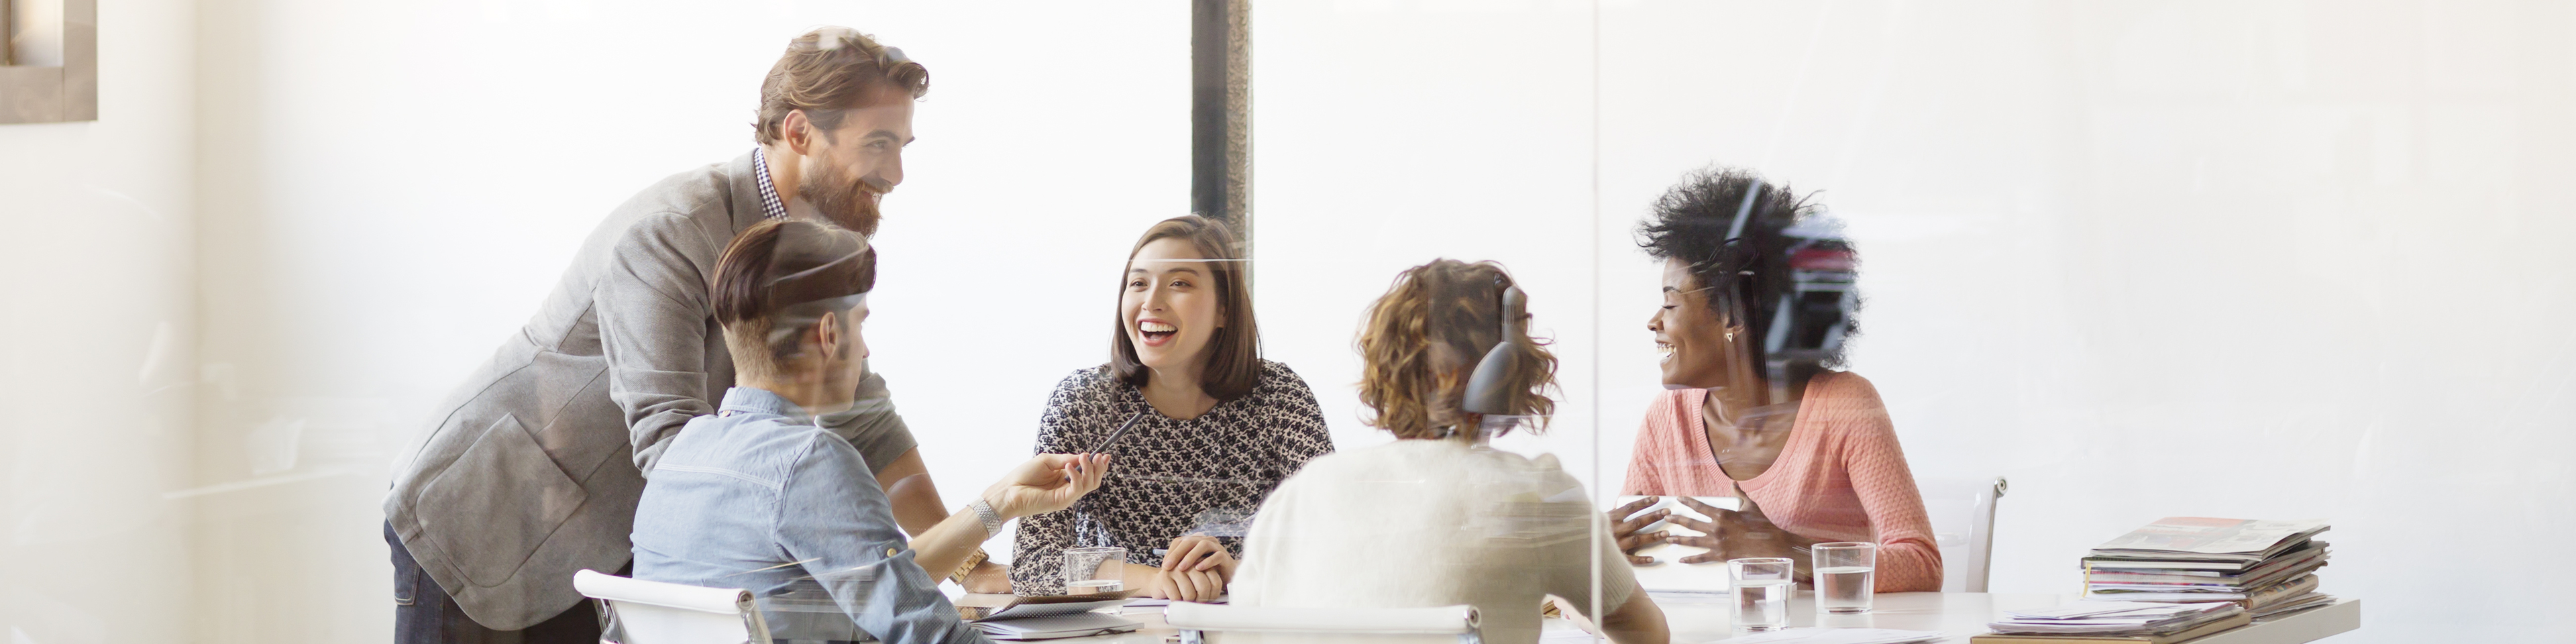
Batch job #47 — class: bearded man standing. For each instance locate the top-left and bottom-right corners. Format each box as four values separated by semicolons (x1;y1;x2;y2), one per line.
382;28;1002;643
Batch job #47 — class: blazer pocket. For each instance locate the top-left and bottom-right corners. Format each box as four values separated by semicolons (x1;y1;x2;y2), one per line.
415;413;590;587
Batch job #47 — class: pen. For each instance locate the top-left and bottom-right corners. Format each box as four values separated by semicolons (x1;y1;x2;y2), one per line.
1087;412;1149;454
1072;413;1148;475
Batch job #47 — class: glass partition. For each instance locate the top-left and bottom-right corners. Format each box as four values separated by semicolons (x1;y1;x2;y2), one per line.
6;3;2571;644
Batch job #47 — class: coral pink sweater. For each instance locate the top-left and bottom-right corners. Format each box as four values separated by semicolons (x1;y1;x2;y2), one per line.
1620;372;1943;592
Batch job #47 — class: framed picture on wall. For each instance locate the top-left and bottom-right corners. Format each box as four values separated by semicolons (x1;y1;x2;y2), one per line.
1;0;96;123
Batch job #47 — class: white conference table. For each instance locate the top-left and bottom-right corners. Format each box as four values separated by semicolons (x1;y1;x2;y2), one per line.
987;590;2360;644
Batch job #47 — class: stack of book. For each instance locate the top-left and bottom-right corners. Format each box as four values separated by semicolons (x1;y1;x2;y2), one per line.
2082;517;2337;620
1975;601;2247;644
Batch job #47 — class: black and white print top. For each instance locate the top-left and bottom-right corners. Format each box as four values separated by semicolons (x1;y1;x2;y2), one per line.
1010;360;1335;594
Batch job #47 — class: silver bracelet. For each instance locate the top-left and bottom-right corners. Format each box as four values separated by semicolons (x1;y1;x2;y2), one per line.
971;498;1004;538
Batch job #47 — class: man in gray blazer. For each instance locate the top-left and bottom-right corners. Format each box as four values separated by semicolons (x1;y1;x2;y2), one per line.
382;28;989;643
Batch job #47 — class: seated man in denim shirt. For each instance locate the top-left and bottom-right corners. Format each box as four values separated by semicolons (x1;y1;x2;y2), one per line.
631;219;1112;643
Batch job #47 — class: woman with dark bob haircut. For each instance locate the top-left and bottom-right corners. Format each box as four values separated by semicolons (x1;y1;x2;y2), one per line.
1011;215;1333;601
1607;166;1941;592
1229;259;1668;644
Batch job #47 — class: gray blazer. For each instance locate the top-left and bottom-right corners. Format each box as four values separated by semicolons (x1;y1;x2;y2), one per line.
385;151;916;630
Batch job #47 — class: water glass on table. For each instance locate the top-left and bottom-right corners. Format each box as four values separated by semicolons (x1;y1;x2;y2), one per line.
1728;557;1795;632
1813;541;1877;614
1064;546;1126;594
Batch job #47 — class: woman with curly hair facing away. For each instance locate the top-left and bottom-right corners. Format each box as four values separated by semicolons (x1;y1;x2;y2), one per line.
1010;215;1334;601
1230;260;1668;644
1608;166;1940;592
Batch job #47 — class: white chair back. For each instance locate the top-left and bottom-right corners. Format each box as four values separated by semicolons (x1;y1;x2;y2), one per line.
1165;603;1481;644
574;569;771;644
1914;476;2005;592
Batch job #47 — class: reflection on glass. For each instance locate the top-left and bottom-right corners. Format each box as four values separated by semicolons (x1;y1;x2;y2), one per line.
1615;167;1941;592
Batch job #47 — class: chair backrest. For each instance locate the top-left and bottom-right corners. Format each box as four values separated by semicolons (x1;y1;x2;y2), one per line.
1913;476;2006;592
1165;603;1481;644
574;569;771;644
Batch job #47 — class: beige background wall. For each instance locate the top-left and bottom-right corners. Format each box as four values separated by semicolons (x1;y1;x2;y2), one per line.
0;0;197;642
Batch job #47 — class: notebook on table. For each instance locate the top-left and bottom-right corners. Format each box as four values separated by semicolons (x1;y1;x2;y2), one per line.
1968;612;2251;644
955;590;1142;641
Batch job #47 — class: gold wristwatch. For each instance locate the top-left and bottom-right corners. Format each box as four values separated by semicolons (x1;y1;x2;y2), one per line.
950;547;989;586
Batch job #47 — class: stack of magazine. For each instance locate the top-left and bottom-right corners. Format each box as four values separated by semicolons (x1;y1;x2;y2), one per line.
2082;517;2337;620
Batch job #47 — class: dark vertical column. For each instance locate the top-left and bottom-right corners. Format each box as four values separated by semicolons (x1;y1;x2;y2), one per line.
1191;0;1251;242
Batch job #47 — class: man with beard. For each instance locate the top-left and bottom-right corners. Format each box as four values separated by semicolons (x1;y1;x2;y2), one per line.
383;28;1000;643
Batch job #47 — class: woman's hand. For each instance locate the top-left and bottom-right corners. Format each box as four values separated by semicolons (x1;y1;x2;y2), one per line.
983;453;1111;519
1154;535;1236;602
1153;567;1228;602
1605;496;1670;565
1664;496;1796;565
1162;535;1238;578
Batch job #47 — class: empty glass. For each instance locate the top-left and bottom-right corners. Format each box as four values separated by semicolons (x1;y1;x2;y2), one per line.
1813;541;1877;614
1063;546;1127;594
1729;557;1795;631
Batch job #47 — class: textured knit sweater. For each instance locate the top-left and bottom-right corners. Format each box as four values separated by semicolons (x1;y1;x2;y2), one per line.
1619;371;1943;592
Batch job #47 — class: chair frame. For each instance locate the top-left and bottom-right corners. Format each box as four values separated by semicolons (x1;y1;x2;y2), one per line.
1169;604;1483;644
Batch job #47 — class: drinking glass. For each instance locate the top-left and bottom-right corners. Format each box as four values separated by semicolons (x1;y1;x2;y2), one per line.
1063;546;1126;594
1728;557;1795;632
1813;541;1877;614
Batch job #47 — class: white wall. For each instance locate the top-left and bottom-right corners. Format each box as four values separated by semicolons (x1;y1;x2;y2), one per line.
1257;1;2576;643
0;0;198;643
189;1;1186;641
9;1;2561;642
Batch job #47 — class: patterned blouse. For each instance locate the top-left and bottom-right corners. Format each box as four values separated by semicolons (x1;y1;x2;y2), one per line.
1009;360;1335;594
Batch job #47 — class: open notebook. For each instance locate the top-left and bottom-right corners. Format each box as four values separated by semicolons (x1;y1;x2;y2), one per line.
955;592;1141;641
971;612;1140;641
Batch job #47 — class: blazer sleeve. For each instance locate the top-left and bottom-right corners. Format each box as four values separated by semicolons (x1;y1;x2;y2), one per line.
1821;375;1944;592
1008;371;1097;595
595;212;724;474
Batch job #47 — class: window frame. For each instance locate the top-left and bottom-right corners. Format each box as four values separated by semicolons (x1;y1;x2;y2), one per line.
0;0;97;124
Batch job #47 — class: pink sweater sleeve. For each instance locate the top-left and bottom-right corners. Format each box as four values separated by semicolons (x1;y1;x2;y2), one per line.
1817;375;1943;592
1621;391;1684;496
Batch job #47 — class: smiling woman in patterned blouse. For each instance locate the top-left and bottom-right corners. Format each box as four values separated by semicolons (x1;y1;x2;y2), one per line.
1009;215;1333;600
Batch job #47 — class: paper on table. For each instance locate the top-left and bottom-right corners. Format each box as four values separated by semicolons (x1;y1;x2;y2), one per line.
1988;602;2240;635
1707;627;1945;644
2004;601;2208;620
972;613;1142;641
979;598;1132;621
2090;519;2328;559
1120;596;1224;608
1644;589;1731;604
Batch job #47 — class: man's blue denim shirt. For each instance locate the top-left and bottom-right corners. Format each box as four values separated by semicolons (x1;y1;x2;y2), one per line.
631;387;987;644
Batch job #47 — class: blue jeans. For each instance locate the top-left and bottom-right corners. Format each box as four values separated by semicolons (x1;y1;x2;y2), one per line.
388;521;614;644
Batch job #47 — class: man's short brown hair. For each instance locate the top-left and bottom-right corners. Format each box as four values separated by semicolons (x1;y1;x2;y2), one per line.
712;219;877;381
753;27;930;146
